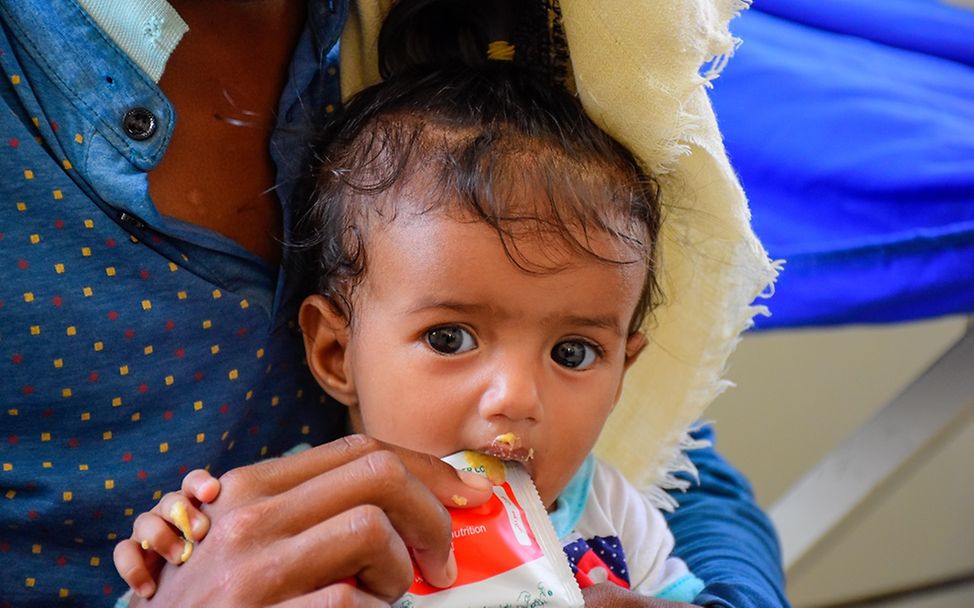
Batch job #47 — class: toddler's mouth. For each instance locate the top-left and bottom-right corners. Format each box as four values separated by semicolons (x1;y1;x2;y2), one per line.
480;433;535;463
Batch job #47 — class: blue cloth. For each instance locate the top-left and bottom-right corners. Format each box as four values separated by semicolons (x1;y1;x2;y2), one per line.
709;0;974;328
666;425;791;608
0;2;345;605
0;2;786;607
550;453;594;539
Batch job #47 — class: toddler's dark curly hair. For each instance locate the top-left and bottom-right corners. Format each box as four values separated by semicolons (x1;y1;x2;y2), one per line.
291;0;662;334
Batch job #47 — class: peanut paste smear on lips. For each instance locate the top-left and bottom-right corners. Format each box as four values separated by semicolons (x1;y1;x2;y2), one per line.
487;432;535;463
462;433;537;486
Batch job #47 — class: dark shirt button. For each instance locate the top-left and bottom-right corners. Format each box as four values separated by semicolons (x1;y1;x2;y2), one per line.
122;107;157;141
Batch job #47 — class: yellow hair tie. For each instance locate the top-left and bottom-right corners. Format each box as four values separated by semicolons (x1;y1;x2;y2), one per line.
487;40;516;61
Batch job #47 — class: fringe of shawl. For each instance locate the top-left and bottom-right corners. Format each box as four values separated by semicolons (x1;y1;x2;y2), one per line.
556;0;778;500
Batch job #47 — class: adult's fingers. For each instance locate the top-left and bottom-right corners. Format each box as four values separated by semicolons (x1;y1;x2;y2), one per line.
270;582;389;608
269;504;415;602
225;435;491;508
146;436;494;605
382;443;494;508
165;503;414;605
212;437;488;589
267;450;457;582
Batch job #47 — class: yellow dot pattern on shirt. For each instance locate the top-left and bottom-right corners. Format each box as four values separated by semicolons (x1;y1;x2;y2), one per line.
2;97;330;605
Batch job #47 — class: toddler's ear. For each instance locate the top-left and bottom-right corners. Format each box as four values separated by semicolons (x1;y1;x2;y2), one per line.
623;331;648;371
298;295;357;406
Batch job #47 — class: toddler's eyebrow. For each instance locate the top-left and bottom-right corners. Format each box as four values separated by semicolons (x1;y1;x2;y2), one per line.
404;299;624;335
554;314;625;336
404;299;492;316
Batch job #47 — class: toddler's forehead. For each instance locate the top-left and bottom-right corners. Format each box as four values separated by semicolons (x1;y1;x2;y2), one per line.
364;200;644;279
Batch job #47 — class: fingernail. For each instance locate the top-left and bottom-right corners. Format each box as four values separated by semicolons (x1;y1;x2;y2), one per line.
170;545;186;563
201;477;220;501
137;582;155;598
445;547;458;585
191;514;207;537
457;470;492;491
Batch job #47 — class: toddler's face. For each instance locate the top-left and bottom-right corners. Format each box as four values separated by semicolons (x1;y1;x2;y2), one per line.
303;205;647;508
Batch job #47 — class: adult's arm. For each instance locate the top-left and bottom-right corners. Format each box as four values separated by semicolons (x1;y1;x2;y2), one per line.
133;435;493;607
666;425;792;608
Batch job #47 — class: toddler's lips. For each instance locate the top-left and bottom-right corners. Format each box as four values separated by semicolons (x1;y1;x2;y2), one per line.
481;432;536;463
479;442;535;464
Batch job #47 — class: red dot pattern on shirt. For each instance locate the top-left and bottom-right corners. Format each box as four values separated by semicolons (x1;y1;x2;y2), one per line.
0;80;330;608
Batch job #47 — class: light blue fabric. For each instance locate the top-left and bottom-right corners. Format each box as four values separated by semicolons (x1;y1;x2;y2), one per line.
657;573;706;603
549;453;594;539
709;0;974;328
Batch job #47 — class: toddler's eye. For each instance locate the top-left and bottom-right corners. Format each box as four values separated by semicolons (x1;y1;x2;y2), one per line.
551;340;599;369
426;326;477;355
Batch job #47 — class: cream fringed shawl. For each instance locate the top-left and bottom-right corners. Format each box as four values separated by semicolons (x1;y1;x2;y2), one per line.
340;0;778;506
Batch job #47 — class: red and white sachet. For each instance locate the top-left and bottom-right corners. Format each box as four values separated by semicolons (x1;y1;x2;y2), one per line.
394;451;584;607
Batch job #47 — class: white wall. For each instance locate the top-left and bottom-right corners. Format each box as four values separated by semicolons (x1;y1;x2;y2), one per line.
705;315;974;607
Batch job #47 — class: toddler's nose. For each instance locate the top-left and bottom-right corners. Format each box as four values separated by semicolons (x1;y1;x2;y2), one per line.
477;363;543;423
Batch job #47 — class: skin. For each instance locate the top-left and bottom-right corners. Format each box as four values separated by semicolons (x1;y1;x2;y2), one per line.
300;207;649;508
149;0;303;265
127;437;493;606
298;203;703;607
128;1;495;605
123;1;705;603
582;583;698;607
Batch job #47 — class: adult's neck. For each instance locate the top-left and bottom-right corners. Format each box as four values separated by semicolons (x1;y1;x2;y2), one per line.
148;0;306;266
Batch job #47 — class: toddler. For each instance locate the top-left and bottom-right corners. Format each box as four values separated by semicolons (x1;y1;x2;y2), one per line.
115;0;705;603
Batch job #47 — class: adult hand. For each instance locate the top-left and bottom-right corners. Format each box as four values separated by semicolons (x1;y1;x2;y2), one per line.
137;434;494;607
582;583;701;608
